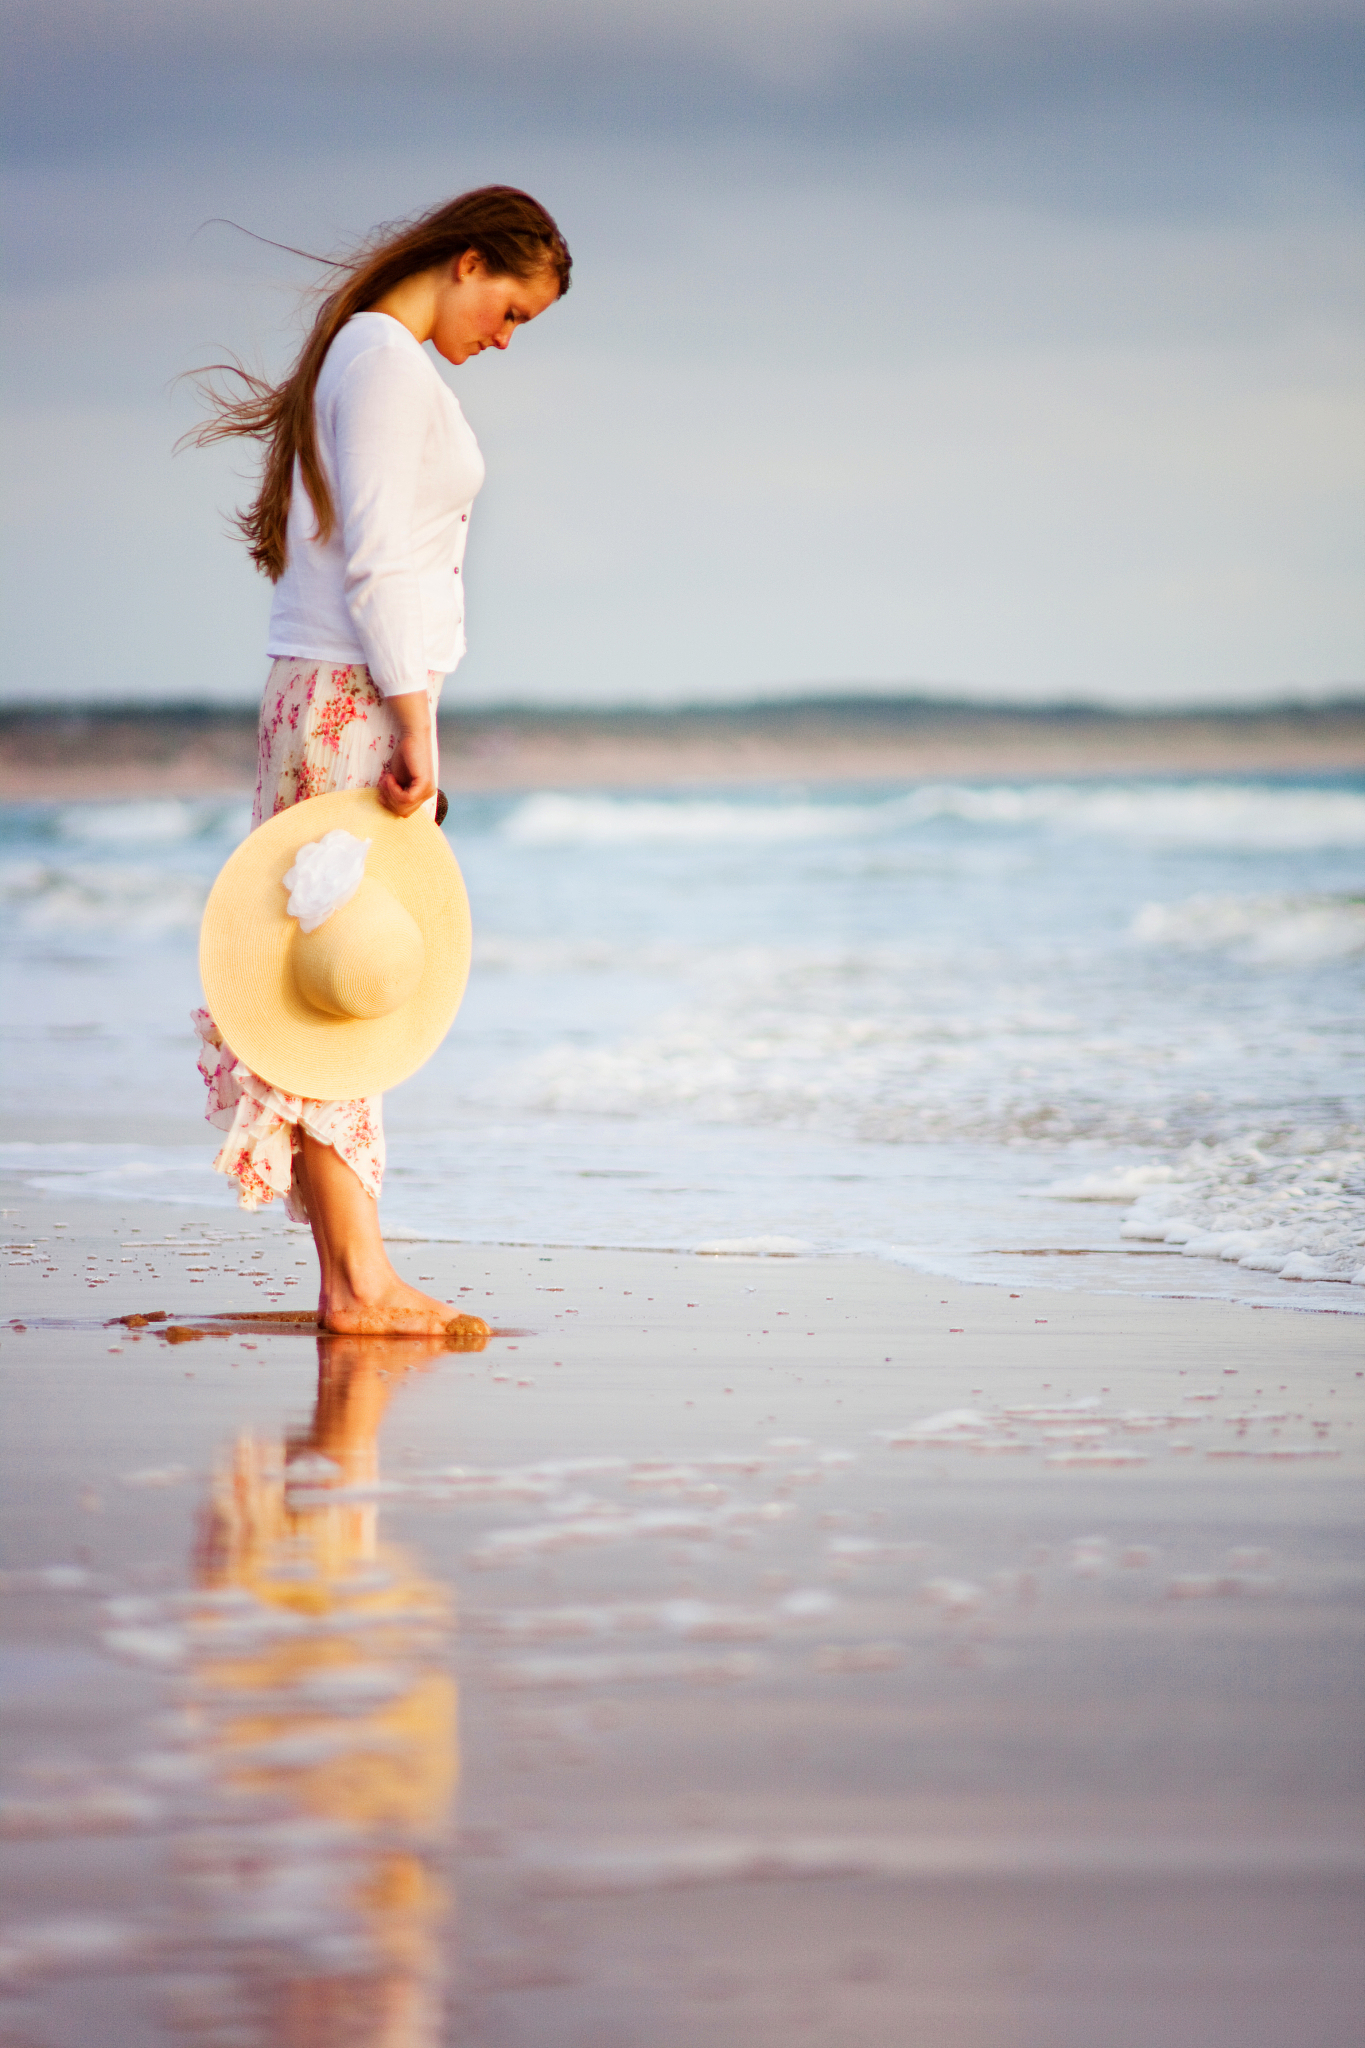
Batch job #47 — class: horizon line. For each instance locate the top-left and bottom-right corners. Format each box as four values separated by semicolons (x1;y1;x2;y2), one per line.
4;687;1365;726
2;688;1365;729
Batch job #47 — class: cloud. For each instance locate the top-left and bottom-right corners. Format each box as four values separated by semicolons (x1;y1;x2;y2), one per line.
5;0;1362;177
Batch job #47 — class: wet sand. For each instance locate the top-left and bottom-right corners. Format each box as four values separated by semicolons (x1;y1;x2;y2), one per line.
3;698;1363;798
2;1190;1361;2045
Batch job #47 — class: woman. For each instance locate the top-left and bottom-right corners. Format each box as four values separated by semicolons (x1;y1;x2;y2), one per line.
189;187;570;1333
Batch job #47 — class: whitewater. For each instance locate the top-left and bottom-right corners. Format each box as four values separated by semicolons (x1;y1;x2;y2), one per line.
2;774;1361;1305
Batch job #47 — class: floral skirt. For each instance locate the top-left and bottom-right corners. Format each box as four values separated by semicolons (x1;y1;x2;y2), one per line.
193;658;442;1217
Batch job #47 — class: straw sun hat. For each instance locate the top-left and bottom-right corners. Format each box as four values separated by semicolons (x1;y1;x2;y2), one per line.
199;789;471;1100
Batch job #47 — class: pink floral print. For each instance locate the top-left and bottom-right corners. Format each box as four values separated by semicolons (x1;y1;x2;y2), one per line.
192;1012;384;1218
194;657;442;1216
251;659;440;827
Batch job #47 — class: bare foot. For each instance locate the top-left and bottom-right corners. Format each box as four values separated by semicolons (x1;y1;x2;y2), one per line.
295;1133;490;1347
321;1275;490;1347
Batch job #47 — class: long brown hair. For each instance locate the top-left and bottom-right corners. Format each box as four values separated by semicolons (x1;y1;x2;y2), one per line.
185;186;571;582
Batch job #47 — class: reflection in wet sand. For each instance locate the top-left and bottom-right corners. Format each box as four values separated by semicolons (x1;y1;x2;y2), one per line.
175;1335;457;2047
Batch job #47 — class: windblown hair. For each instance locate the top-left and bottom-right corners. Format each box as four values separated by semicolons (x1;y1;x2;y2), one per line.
185;186;571;581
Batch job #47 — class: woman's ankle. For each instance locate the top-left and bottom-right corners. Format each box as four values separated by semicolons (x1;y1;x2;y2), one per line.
325;1251;402;1311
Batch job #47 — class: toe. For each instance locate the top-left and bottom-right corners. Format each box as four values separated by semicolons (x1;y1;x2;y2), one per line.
443;1313;490;1351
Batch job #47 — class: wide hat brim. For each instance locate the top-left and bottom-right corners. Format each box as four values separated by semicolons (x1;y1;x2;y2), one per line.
199;789;471;1100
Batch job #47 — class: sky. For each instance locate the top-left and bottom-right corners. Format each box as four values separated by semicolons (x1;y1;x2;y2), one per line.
2;0;1363;710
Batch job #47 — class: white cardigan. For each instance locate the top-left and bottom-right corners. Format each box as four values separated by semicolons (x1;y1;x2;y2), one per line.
266;313;486;698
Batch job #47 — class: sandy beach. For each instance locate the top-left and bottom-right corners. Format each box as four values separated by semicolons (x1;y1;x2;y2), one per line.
3;698;1363;798
2;1179;1361;2045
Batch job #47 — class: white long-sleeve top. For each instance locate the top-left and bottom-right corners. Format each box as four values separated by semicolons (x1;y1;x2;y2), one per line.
266;312;485;697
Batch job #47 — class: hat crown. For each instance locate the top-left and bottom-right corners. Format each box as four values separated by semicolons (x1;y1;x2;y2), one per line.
291;874;425;1021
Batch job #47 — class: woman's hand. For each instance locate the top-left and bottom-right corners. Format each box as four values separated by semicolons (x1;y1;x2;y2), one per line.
378;691;437;817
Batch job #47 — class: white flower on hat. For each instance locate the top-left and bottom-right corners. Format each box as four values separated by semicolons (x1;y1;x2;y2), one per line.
283;830;372;934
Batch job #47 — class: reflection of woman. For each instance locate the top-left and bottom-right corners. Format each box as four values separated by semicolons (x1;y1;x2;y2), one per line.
188;188;570;1333
190;1333;458;2044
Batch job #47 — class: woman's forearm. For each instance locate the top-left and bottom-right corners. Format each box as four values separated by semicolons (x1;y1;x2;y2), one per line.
377;690;437;817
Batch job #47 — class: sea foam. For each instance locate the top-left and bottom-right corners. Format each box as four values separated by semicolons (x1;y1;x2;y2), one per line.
1114;1139;1365;1283
3;772;1360;1307
501;782;1365;852
1132;892;1365;964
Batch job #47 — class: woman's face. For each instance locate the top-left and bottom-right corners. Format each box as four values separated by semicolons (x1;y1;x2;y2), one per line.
429;252;560;366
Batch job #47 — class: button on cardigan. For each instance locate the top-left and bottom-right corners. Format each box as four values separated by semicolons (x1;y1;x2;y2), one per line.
267;313;486;698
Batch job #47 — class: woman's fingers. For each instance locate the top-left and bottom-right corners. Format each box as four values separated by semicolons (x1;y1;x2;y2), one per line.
378;772;421;817
378;769;434;817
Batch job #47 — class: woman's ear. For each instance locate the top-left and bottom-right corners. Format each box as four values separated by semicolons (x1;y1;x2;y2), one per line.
454;248;485;284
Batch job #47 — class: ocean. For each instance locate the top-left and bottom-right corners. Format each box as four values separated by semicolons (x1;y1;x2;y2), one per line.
2;774;1362;1307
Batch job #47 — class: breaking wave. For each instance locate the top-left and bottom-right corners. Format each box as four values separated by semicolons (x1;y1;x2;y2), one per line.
1132;892;1365;965
0;861;211;932
502;782;1365;852
54;800;251;846
1111;1138;1365;1285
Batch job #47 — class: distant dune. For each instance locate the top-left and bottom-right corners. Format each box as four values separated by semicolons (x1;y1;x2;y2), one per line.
2;697;1362;799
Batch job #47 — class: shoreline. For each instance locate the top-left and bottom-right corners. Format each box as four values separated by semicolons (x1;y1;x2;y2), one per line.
3;698;1363;798
4;1133;1359;1317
